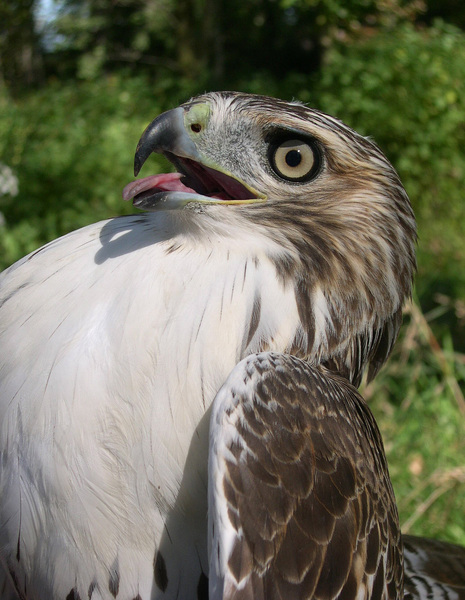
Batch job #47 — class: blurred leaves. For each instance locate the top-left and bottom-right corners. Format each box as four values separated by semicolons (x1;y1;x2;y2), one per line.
0;76;164;264
364;300;465;544
0;0;44;91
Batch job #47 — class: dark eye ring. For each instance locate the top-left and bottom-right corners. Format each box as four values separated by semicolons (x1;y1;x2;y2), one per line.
270;138;320;182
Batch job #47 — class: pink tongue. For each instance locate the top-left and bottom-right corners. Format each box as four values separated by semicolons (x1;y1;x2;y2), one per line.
122;173;197;201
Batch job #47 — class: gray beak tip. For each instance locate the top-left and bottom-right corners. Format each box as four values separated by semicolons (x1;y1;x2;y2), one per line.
132;107;201;178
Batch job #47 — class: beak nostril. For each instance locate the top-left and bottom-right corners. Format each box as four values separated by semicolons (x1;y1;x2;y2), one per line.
191;123;202;133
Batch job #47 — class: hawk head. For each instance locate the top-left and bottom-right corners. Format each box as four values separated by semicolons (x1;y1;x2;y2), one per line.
123;91;416;386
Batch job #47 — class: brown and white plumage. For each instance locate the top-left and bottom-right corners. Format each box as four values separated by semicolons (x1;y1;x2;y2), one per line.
0;91;461;600
209;352;402;600
403;536;465;600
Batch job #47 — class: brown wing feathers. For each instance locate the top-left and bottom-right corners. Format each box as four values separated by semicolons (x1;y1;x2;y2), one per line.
210;352;403;600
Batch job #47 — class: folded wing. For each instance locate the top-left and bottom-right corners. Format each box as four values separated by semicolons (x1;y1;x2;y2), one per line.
208;352;403;600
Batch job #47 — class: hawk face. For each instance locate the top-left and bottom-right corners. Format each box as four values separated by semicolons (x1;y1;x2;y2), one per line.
124;91;417;385
171;95;325;200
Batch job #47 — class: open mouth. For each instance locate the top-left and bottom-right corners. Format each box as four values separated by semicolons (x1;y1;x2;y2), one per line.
122;154;265;210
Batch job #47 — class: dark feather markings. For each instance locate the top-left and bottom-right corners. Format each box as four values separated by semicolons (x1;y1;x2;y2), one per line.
245;292;262;349
154;550;169;593
197;572;209;600
108;559;120;598
211;352;403;600
403;536;465;600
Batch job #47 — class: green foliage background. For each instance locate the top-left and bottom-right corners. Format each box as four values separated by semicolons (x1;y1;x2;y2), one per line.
1;0;464;547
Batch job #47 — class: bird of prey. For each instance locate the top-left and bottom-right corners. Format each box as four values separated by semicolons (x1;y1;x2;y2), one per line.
0;92;463;600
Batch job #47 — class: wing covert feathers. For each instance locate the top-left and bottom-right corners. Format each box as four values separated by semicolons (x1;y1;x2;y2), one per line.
208;352;403;600
403;536;465;600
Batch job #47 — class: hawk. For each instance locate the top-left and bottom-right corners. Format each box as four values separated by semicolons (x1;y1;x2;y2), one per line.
0;92;463;600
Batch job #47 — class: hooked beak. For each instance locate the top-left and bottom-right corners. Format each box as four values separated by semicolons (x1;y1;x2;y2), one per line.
122;105;266;211
133;107;201;177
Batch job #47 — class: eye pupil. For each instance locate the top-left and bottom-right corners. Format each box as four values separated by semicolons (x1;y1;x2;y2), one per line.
191;123;202;133
285;150;302;167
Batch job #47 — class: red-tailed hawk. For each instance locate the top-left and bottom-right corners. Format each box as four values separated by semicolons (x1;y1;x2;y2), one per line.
1;92;463;600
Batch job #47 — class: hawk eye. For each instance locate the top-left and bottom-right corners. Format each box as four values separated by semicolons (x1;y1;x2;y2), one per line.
270;138;319;182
